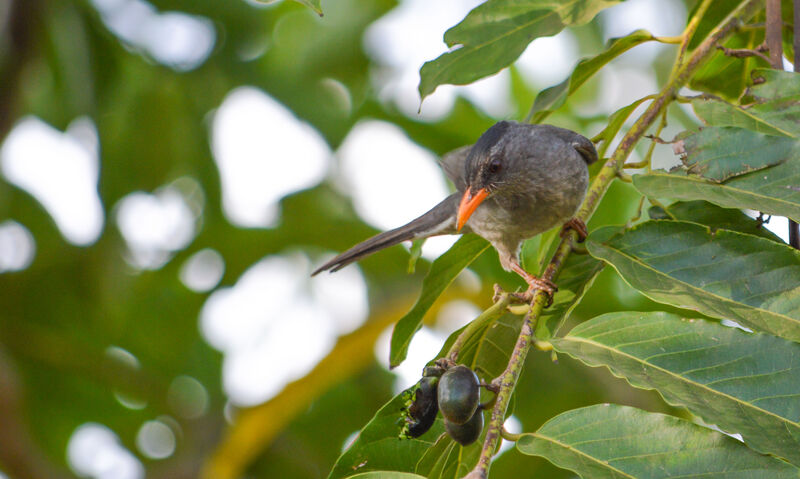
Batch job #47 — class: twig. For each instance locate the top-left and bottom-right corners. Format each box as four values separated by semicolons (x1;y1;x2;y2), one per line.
464;2;762;478
795;0;800;70
764;0;800;249
629;196;648;225
794;0;800;247
765;0;783;67
623;159;650;169
654;35;684;44
667;0;714;83
447;293;512;363
0;0;41;140
0;347;71;479
717;44;771;63
499;427;521;442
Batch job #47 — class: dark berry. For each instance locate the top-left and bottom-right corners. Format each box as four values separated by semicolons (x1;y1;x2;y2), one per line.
444;407;484;446
407;376;438;438
437;365;479;425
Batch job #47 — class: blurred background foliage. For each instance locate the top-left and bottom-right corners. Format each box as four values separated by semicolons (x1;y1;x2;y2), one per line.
0;0;781;478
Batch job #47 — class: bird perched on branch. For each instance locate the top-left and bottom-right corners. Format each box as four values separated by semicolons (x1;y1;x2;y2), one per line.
312;121;597;299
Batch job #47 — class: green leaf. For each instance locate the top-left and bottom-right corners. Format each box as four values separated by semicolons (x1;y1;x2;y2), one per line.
592;95;653;159
415;427;483;479
414;433;453;477
346;473;427;479
327;392;442;479
585;221;800;341
517;404;800;478
692;69;800;138
390;235;490;368
528;30;655;123
415;312;523;478
535;252;605;340
689;30;759;100
292;0;323;16
648;200;783;242
674;127;800;182
633;162;800;222
553;311;800;466
332;313;523;478
254;0;324;15
418;0;624;100
686;0;740;50
407;238;425;274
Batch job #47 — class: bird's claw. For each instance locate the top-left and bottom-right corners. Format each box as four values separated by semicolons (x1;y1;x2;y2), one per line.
508;263;558;307
492;283;507;303
525;281;556;308
561;218;588;243
503;284;557;308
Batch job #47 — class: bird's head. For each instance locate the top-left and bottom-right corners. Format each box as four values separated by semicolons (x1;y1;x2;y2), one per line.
455;121;598;231
456;121;513;231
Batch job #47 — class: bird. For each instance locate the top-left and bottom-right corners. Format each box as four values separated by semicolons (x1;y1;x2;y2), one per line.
312;120;597;299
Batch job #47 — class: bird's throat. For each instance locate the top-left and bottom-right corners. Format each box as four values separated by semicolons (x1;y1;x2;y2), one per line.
457;187;489;231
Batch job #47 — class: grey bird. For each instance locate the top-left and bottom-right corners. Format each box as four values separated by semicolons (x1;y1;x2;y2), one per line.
312;121;597;297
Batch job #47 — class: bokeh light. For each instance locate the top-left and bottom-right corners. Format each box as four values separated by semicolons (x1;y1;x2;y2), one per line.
336;120;458;259
135;420;177;460
90;0;215;71
67;423;144;479
200;252;368;405
105;346;147;410
115;182;199;270
167;375;210;419
180;248;225;293
0;220;35;273
211;87;331;228
1;116;103;246
374;325;444;394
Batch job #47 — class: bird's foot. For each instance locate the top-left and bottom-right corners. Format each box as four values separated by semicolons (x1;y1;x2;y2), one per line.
492;283;507;303
508;263;557;307
561;218;588;243
526;276;557;296
523;277;557;308
493;284;532;305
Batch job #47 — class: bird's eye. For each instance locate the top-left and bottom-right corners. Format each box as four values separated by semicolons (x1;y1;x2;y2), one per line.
488;158;502;174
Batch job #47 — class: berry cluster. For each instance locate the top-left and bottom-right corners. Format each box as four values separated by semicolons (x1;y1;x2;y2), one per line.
400;361;488;446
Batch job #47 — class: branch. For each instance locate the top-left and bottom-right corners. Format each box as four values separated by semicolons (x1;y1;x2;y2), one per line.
0;348;71;479
765;0;783;67
447;292;511;363
765;0;800;249
465;1;763;477
717;44;771;63
789;0;800;248
0;0;41;140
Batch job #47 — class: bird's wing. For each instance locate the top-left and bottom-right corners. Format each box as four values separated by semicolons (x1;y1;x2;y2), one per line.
535;125;598;165
312;193;461;275
439;145;471;191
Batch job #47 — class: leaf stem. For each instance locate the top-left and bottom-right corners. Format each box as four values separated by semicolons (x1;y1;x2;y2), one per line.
500;427;521;442
622;159;649;169
667;0;715;84
465;2;762;478
447;293;512;363
629;196;648;224
653;35;684;44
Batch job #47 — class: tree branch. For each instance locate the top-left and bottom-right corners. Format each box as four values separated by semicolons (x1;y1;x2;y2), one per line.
464;1;764;477
0;348;71;479
765;0;800;248
0;0;41;140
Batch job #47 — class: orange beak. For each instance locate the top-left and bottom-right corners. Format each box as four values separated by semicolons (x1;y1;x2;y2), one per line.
456;187;489;231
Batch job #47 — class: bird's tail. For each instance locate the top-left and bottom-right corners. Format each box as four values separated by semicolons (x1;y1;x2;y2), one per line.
312;193;460;275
